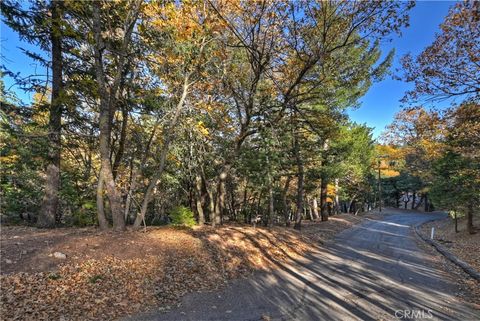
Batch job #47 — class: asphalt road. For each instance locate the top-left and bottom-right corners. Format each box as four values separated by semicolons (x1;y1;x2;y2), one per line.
123;211;480;321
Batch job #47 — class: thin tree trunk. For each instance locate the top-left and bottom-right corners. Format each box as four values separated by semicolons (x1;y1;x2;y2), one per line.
454;210;458;233
124;120;160;222
293;134;303;230
38;0;62;228
411;191;416;210
242;178;249;223
207;182;216;227
133;77;190;228
215;170;227;225
268;184;274;226
348;194;357;214
312;196;319;220
124;167;138;222
320;179;328;221
467;204;475;234
195;173;205;225
282;177;291;227
334;178;340;215
227;182;236;221
307;197;314;221
256;191;264;219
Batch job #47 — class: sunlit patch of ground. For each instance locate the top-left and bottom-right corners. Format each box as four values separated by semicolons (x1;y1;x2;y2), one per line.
0;215;365;321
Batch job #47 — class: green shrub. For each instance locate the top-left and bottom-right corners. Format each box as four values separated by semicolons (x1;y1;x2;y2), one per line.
168;206;196;227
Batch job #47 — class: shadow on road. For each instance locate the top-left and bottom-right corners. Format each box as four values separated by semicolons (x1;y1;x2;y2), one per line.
123;211;480;321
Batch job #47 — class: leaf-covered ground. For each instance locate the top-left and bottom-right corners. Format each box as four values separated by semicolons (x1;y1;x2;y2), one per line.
420;216;480;273
418;216;480;306
0;214;365;321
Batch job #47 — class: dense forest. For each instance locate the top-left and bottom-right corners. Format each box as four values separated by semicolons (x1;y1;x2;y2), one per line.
1;0;478;233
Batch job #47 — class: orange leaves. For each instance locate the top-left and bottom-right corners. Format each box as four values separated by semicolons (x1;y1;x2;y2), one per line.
0;227;221;321
382;169;400;178
144;1;200;39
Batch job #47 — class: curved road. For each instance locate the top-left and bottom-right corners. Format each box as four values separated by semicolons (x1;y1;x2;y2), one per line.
124;211;480;321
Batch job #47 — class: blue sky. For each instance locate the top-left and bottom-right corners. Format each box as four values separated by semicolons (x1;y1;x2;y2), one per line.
349;1;456;138
1;1;456;138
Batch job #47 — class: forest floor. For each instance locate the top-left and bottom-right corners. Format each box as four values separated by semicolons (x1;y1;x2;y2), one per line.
419;216;480;273
0;213;375;321
413;213;480;310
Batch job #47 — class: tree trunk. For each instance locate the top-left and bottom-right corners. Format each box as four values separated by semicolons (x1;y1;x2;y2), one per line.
229;188;237;221
215;170;227;225
133;77;190;228
348;195;357;214
92;0;141;231
293;134;303;230
38;0;63;228
307;197;314;221
242;179;249;223
320;179;328;221
96;174;108;229
312;196;319;220
207;183;216;227
411;191;416;210
282;177;291;227
414;194;424;210
194;173;205;225
334;178;340;215
256;191;263;218
467;204;475;234
424;193;429;212
403;192;409;210
123;167;137;223
268;184;274;226
100;159;125;231
124;120;159;223
454;210;458;233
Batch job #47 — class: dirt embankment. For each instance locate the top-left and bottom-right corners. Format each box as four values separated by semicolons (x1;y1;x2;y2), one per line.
0;214;366;321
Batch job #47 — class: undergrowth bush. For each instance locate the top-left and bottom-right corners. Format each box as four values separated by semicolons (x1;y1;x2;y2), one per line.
168;206;196;227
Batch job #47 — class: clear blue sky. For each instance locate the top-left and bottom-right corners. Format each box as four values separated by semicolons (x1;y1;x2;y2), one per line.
1;1;456;137
349;1;456;138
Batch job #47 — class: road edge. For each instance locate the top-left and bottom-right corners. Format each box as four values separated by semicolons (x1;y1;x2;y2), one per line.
413;221;480;282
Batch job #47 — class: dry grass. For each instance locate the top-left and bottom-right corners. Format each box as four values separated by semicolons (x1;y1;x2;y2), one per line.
0;215;363;321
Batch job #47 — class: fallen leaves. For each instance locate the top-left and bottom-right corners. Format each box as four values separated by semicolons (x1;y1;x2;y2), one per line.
0;215;365;320
420;217;480;273
418;217;480;305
